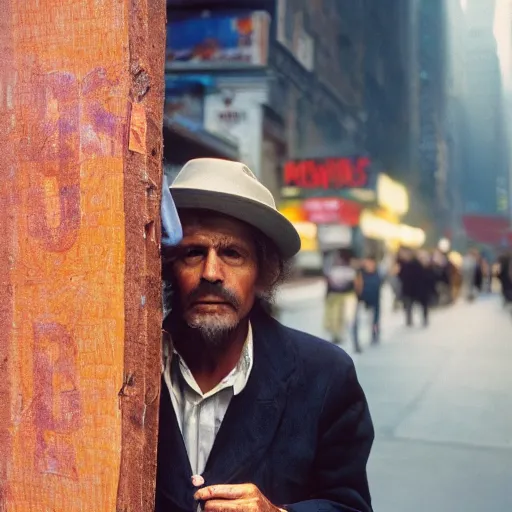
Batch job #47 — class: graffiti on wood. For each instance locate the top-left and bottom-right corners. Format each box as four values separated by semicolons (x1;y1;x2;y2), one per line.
33;322;82;480
20;68;126;252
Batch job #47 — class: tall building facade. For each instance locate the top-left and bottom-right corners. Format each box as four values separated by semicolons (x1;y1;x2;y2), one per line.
462;0;509;217
444;0;469;248
416;0;449;241
362;0;416;182
375;0;451;243
437;0;512;249
455;0;511;248
495;0;512;228
268;0;367;175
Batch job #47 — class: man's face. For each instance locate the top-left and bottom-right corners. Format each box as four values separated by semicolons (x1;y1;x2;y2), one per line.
169;211;259;344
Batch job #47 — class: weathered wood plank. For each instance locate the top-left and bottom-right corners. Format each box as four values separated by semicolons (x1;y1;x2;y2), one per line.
0;1;166;510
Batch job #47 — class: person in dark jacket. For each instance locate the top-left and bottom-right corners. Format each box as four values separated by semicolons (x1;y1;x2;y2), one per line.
353;257;382;353
399;250;434;327
474;255;484;293
157;158;374;512
497;252;512;305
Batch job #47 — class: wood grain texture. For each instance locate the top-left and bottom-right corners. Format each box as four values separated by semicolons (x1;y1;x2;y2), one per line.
0;0;15;509
116;0;167;510
0;0;166;510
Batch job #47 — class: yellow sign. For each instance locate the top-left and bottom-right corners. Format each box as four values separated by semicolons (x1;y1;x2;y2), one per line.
360;210;425;248
292;221;318;251
279;201;306;223
377;174;409;215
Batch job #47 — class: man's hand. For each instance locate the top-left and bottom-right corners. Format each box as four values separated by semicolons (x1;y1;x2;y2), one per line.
194;484;284;512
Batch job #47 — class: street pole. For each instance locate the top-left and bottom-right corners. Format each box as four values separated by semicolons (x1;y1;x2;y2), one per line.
0;0;166;510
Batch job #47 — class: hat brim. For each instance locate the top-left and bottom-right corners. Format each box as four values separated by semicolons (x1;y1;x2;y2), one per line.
170;188;301;259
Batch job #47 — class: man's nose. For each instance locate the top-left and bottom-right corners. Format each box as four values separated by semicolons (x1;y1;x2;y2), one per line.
201;249;224;283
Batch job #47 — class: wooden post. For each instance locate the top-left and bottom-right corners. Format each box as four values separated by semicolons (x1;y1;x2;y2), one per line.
0;0;166;510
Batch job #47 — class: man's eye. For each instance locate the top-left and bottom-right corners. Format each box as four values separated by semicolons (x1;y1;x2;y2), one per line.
184;248;204;259
223;248;242;260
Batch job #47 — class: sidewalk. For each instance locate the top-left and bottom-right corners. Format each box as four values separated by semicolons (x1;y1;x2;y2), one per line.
355;295;512;512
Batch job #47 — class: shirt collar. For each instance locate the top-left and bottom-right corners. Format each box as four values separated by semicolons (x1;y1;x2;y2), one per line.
230;322;253;395
164;323;254;399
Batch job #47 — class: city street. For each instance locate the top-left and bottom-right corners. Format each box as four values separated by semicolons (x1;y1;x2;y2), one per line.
277;284;512;512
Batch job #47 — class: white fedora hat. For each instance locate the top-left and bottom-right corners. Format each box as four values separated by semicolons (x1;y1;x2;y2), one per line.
170;158;301;259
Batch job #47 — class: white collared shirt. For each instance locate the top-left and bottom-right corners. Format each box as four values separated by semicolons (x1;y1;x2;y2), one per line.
162;324;253;476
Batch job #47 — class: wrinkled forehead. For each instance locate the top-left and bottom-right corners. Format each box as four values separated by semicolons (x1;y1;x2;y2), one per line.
178;209;255;247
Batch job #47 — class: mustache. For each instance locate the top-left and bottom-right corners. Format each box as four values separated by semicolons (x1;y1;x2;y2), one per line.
186;281;241;310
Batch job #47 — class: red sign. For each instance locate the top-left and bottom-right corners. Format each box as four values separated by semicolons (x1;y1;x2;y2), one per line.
284;157;371;190
462;215;512;246
302;198;362;226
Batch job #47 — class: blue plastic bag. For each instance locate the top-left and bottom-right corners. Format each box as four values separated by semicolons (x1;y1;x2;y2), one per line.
161;174;182;247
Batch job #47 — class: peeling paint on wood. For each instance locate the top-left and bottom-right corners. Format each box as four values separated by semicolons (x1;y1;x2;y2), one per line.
0;0;166;510
129;102;148;154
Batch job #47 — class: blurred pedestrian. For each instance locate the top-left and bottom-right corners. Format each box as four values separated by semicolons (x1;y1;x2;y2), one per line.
353;256;382;353
323;249;356;344
398;248;415;313
400;250;434;327
432;250;450;306
462;249;479;301
481;257;492;293
390;248;407;310
497;251;512;306
446;253;463;303
474;253;484;294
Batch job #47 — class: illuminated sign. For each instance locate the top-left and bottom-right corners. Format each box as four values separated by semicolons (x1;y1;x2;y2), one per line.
302;197;361;225
283;157;371;190
360;210;426;248
377;174;409;215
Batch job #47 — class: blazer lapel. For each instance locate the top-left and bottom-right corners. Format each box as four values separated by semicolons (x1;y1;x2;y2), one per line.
156;377;196;511
203;308;296;485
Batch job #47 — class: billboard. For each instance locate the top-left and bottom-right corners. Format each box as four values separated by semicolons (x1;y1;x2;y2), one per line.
166;11;270;69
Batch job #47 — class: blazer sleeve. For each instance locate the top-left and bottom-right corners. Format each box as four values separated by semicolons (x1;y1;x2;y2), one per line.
286;358;374;512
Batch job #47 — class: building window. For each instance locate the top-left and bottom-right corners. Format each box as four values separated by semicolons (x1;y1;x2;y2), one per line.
292;11;315;71
276;0;288;45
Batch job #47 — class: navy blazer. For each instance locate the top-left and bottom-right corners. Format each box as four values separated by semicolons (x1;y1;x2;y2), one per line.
156;305;374;512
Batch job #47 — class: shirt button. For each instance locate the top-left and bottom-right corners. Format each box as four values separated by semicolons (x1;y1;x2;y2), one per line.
191;474;205;487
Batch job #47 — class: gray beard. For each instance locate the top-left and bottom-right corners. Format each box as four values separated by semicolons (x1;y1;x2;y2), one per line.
187;314;238;348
